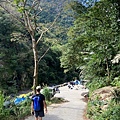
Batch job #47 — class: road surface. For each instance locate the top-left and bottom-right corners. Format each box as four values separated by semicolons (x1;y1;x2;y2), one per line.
25;85;88;120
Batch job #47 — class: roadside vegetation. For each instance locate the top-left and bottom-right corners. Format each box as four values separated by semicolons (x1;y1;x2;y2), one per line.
60;0;120;120
0;91;31;120
0;87;65;120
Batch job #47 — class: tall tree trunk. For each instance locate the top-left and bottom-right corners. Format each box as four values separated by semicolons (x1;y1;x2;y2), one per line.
105;57;111;85
32;37;38;94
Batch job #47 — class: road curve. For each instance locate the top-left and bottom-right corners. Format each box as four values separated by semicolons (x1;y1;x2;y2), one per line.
25;85;88;120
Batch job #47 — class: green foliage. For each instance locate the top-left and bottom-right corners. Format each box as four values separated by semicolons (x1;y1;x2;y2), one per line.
0;9;71;93
51;97;65;104
101;105;120;120
0;91;4;110
0;10;33;93
60;1;120;119
87;99;120;120
0;92;31;120
0;0;75;93
14;98;31;119
42;87;51;101
87;77;108;92
87;87;120;120
111;77;120;87
112;88;120;103
61;0;120;88
0;92;12;120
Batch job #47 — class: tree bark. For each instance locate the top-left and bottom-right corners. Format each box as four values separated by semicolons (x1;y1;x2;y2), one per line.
105;57;111;85
32;37;38;94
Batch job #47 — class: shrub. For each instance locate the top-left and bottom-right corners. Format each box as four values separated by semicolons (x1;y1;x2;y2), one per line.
87;77;107;93
87;90;120;120
91;101;120;120
0;91;31;120
42;87;51;101
111;77;120;87
0;91;11;120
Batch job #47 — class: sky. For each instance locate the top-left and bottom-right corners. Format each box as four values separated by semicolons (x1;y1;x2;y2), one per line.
77;0;100;7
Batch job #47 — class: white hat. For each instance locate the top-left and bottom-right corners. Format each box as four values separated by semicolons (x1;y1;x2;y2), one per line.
36;86;41;90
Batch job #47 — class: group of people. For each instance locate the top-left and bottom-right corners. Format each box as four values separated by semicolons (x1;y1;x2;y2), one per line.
67;80;83;90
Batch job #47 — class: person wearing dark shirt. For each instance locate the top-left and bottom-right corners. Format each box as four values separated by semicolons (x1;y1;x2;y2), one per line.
31;86;47;120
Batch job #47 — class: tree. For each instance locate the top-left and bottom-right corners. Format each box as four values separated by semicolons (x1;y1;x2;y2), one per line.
0;0;65;93
61;0;120;87
0;9;35;92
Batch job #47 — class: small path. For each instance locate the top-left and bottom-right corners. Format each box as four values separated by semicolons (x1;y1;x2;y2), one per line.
25;85;88;120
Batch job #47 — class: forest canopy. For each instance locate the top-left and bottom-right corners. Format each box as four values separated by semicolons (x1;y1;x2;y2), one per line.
0;0;120;93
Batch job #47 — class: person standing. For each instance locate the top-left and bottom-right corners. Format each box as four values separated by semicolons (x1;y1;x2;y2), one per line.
31;86;47;120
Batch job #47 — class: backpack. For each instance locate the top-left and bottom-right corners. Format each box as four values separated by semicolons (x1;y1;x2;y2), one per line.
32;95;41;111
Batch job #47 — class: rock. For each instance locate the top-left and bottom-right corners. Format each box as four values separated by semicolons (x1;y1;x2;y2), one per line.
91;86;116;101
90;86;119;110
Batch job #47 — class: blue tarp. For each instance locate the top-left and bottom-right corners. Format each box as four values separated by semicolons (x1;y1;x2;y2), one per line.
14;97;26;105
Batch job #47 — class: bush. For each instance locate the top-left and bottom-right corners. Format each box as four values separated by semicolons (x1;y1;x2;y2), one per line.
42;87;51;101
91;101;120;120
0;91;12;120
0;91;4;109
87;77;107;93
0;91;31;120
111;77;120;87
87;91;120;120
51;97;65;104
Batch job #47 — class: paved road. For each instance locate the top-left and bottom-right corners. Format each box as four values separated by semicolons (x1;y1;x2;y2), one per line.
25;85;88;120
